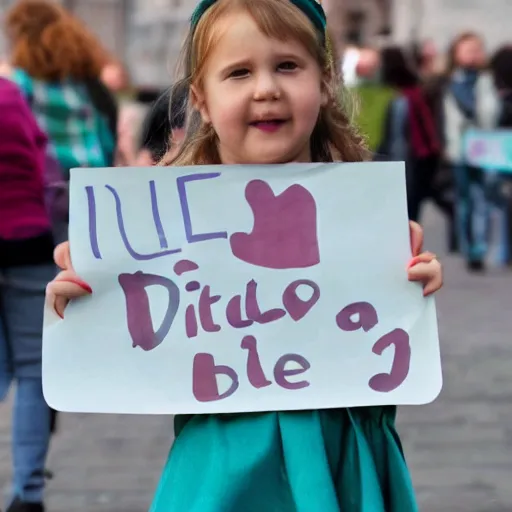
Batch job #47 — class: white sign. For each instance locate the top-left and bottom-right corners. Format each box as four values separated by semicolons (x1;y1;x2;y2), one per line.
42;163;442;415
464;129;512;172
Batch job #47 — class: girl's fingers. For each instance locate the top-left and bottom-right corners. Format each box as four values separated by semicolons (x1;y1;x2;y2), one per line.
53;295;69;320
48;277;92;298
46;270;92;318
54;241;72;271
409;221;424;256
422;272;444;296
407;258;443;296
407;260;440;282
407;251;437;269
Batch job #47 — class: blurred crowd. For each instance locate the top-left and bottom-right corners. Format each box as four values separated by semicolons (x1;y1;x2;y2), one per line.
0;1;511;511
344;37;512;271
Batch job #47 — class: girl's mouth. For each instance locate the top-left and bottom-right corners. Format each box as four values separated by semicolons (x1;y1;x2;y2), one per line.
250;119;286;132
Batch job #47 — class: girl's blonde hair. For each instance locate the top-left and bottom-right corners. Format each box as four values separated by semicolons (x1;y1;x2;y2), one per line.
5;0;109;81
161;0;369;166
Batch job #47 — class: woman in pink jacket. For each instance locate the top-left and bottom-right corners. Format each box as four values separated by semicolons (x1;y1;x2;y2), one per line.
0;76;55;512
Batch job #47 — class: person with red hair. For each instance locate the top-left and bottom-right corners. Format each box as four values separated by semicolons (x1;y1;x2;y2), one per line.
3;0;117;237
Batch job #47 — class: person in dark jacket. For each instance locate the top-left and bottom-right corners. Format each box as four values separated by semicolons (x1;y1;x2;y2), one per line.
490;45;512;264
139;81;188;164
490;45;512;128
377;46;455;249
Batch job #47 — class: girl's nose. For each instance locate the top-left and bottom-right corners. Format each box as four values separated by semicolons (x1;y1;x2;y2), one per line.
253;73;281;101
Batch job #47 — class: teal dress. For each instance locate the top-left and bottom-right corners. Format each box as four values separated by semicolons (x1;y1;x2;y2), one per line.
149;406;418;511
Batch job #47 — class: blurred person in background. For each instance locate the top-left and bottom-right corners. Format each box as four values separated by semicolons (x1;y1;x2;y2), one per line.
415;38;441;79
350;47;395;152
413;38;447;122
444;32;499;271
0;57;11;75
412;40;458;252
115;101;149;166
101;60;131;98
138;81;188;165
490;45;512;128
100;60;153;167
0;76;54;512
2;0;118;468
489;45;512;264
116;81;189;167
341;45;360;88
377;46;456;249
3;0;117;243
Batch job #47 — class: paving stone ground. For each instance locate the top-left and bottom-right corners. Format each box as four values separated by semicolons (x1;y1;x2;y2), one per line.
1;206;511;511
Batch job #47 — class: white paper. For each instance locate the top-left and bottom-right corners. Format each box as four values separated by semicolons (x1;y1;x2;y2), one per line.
42;162;442;414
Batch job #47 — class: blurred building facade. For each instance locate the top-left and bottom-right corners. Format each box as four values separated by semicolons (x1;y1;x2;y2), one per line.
393;0;512;51
324;0;392;48
0;0;128;63
0;0;195;87
0;0;393;86
0;0;511;87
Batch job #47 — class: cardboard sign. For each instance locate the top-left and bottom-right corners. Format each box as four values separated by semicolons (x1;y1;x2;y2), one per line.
42;162;442;414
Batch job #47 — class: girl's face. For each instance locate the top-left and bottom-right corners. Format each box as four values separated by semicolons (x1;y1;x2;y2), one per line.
455;37;486;70
193;11;327;165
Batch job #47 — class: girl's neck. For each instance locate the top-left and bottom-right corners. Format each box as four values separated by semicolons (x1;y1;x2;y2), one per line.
218;149;313;166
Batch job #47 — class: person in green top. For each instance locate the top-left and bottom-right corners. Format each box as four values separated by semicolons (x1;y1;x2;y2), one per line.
45;1;444;511
349;47;395;152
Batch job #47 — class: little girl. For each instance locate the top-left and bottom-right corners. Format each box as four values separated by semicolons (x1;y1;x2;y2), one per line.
46;0;443;510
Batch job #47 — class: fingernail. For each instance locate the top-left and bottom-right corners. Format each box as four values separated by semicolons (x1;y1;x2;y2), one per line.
53;300;64;320
407;256;422;269
61;278;92;294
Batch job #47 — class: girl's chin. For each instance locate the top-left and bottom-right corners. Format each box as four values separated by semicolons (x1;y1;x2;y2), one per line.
223;152;311;166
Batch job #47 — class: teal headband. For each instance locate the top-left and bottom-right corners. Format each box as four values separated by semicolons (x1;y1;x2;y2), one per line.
190;0;327;42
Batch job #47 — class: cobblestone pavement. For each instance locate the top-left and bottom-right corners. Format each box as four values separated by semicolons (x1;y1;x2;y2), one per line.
1;207;511;512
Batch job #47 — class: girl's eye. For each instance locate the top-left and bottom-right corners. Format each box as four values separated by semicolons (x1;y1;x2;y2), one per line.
278;61;298;71
229;68;250;78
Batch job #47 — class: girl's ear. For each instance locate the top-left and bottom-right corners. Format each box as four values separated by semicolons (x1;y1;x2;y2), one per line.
190;85;211;124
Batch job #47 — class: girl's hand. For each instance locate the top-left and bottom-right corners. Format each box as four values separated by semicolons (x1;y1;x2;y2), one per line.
46;242;92;319
407;221;443;296
45;224;441;317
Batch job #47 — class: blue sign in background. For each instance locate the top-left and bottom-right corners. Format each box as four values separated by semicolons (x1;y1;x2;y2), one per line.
463;130;512;173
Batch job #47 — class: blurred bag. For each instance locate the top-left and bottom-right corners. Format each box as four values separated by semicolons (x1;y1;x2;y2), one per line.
43;151;69;228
